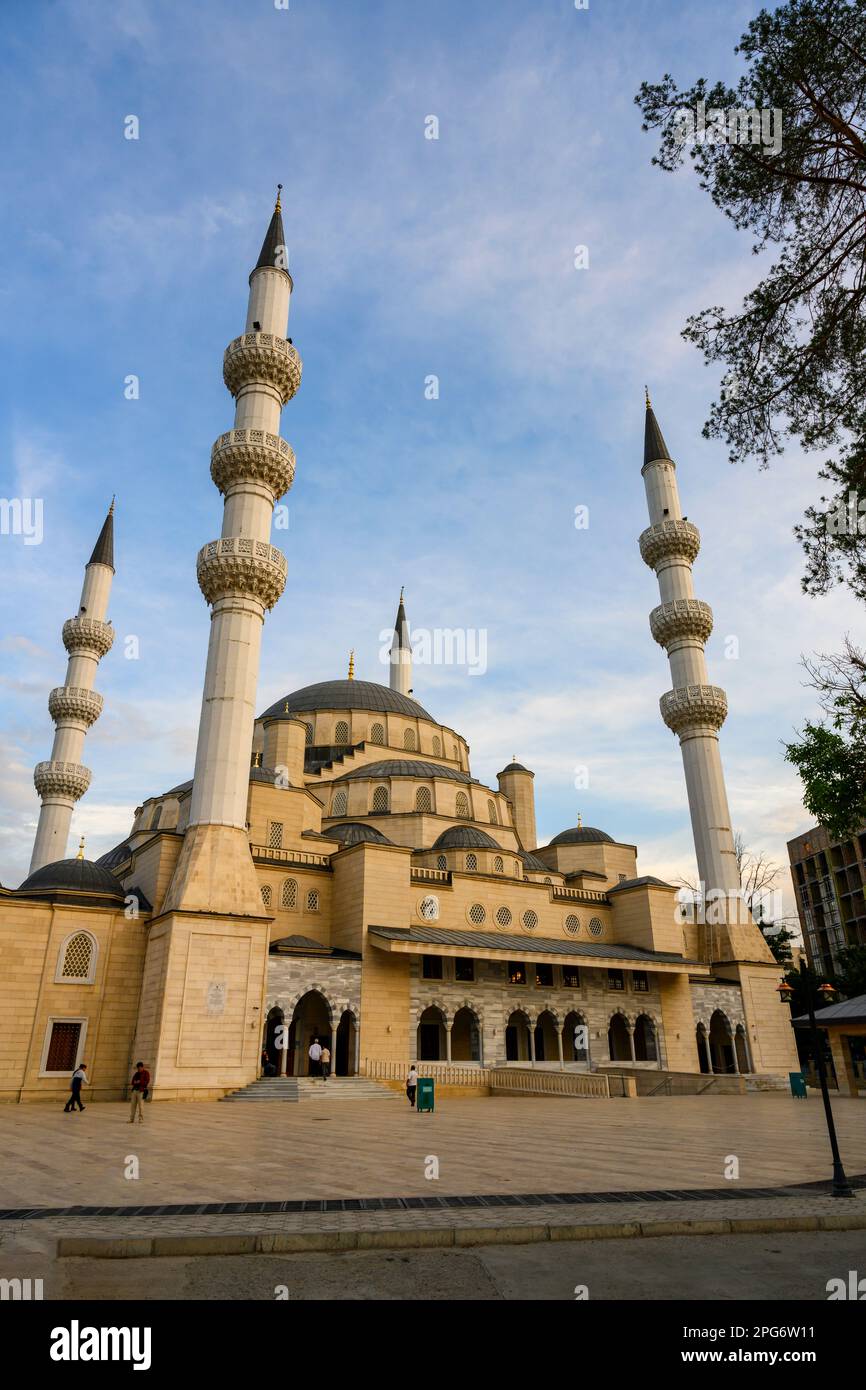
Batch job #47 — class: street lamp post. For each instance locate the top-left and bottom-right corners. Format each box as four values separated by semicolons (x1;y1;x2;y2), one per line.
778;968;854;1199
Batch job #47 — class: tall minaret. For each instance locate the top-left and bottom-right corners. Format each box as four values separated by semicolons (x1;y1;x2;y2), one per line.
389;587;412;697
638;391;741;907
29;502;115;873
163;188;301;915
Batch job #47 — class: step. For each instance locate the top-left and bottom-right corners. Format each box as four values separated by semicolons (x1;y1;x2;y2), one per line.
219;1077;400;1103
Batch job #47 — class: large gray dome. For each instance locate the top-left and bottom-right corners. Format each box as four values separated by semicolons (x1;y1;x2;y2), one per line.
548;826;614;846
433;825;501;850
19;857;126;901
335;759;474;784
327;822;393;847
260;680;433;722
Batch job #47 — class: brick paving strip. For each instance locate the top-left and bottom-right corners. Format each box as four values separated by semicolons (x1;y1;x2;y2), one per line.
0;1178;860;1258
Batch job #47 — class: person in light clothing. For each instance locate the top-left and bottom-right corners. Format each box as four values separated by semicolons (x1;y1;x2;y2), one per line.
320;1045;331;1081
406;1065;418;1108
64;1063;88;1112
308;1038;323;1078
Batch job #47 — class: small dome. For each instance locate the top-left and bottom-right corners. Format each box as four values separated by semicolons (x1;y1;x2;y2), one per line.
519;849;550;873
433;825;501;851
19;857;126;900
500;761;530;774
548;826;614;847
327;822;393;847
260;679;432;722
336;759;474;784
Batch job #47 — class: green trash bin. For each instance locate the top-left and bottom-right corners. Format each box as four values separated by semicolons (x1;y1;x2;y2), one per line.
417;1076;435;1112
789;1071;808;1099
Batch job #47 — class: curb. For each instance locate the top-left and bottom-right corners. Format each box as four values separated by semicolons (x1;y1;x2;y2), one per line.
56;1210;866;1259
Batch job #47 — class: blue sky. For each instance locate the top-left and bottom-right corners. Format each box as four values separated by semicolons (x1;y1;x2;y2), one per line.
0;0;858;914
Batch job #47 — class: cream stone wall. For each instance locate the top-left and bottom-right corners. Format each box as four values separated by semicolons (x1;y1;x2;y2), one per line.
609;884;683;955
718;962;800;1075
534;840;639;885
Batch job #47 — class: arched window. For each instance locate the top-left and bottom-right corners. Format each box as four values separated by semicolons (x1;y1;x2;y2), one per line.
261;884;273;907
281;878;298;909
370;722;385;746
455;791;470;818
436;854;447;870
494;855;504;873
404;728;416;750
372;786;389;813
415;786;432;813
57;931;96;984
488;799;497;824
306;890;320;912
466;853;478;872
334;720;349;745
151;805;162;831
331;790;348;817
304;722;313;746
432;736;441;756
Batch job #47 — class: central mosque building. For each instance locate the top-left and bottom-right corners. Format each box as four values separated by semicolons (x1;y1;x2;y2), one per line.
0;197;798;1102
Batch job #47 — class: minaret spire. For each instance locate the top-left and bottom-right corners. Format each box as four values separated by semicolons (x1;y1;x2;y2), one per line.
389;587;412;698
163;191;301;914
29;501;116;873
638;394;754;953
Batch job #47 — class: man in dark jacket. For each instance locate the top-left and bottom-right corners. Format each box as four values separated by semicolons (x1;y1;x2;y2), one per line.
128;1061;151;1123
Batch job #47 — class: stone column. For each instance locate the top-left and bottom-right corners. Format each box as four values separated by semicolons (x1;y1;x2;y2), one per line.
829;1032;859;1097
627;1025;636;1063
557;1026;565;1070
730;1032;740;1074
528;1024;536;1065
353;1021;361;1077
329;1021;338;1077
445;1022;452;1064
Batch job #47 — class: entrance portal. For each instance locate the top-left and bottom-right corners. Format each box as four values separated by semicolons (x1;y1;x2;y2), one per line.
290;991;332;1076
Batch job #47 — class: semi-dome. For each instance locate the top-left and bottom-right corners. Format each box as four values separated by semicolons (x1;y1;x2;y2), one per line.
326;822;393;847
548;826;614;846
519;848;551;873
260;679;432;722
433;825;501;850
19;857;126;901
336;759;474;784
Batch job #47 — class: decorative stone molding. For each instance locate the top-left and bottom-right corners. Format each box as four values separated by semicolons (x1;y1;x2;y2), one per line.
649;598;714;648
210;428;296;501
223;333;302;404
33;759;91;800
660;684;728;736
196;537;287;610
61;616;114;659
48;686;104;727
639;519;701;570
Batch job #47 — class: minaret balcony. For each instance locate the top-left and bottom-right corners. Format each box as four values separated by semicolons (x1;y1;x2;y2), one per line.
34;759;92;801
48;686;104;727
639;518;701;570
660;684;728;736
223;333;302;404
196;536;287;610
61;616;114;659
210;428;296;501
649;599;714;649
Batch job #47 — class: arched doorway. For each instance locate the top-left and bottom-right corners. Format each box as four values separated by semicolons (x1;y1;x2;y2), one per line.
263;1006;284;1075
534;1010;559;1063
336;1010;357;1076
735;1025;750;1074
696;1023;711;1074
564;1011;589;1065
290;991;332;1076
633;1014;658;1063
608;1013;631;1062
709;1009;735;1074
417;1006;446;1062
505;1010;532;1061
451;1006;481;1062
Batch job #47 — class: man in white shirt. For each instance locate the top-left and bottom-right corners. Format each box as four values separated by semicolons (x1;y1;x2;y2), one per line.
64;1063;88;1112
308;1038;323;1078
406;1065;418;1108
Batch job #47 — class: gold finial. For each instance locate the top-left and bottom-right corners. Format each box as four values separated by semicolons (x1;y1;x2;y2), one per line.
645;385;651;410
76;835;85;860
577;813;583;829
275;183;283;212
348;649;355;680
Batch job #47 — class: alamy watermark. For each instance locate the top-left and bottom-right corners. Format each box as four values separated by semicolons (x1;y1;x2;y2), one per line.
674;100;783;155
0;497;43;545
378;627;488;677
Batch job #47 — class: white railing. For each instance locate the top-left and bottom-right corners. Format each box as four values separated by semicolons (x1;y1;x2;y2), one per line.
489;1067;610;1098
251;845;331;867
362;1058;491;1087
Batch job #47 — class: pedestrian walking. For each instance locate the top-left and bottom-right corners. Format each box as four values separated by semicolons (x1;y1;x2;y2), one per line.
308;1037;322;1078
406;1064;418;1108
64;1062;88;1112
128;1061;150;1123
320;1045;331;1081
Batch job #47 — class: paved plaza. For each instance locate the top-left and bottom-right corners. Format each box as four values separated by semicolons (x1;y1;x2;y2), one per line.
1;1093;864;1212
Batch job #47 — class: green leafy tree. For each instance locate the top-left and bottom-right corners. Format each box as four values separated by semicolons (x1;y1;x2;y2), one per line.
759;920;799;963
835;942;866;996
784;637;866;837
635;0;866;567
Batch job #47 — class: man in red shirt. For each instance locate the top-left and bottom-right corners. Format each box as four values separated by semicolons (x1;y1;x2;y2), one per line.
129;1061;151;1123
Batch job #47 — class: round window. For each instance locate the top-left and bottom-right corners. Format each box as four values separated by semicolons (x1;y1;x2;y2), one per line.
522;910;538;931
589;917;604;936
496;906;512;927
419;895;440;922
469;903;486;925
565;914;580;934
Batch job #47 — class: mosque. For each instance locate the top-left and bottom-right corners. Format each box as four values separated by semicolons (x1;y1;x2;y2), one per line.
0;196;798;1102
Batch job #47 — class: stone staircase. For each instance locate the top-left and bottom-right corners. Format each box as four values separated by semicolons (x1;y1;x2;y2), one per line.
220;1076;400;1103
